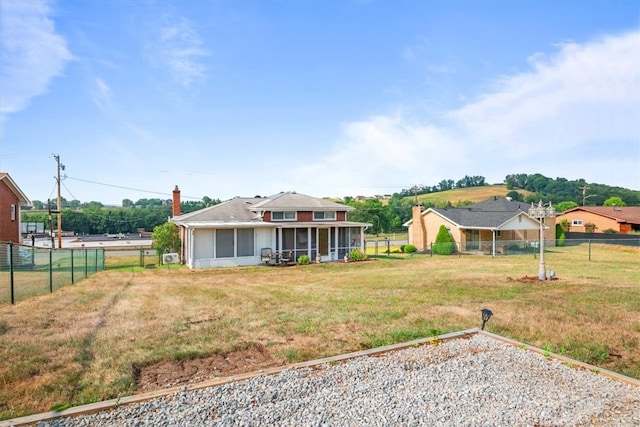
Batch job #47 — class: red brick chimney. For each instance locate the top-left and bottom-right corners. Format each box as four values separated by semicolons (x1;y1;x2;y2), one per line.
172;185;181;217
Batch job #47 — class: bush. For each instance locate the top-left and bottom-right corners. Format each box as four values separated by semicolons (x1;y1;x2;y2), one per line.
432;225;456;255
349;248;367;261
403;244;417;253
603;228;618;234
556;224;566;247
297;254;311;264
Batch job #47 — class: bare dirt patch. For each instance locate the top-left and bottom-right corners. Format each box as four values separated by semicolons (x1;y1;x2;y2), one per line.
133;344;281;393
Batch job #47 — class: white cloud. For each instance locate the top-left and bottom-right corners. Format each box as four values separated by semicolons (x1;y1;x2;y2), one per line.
296;30;640;195
91;77;112;111
153;16;209;88
0;0;73;120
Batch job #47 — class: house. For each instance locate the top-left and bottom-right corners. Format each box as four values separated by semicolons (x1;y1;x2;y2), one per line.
404;197;555;256
0;172;31;244
171;189;371;269
556;206;640;234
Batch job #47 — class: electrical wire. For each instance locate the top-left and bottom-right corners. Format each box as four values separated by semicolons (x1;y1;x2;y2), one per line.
65;175;202;200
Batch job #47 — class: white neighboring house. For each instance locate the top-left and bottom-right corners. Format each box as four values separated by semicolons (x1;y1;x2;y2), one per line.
171;191;371;269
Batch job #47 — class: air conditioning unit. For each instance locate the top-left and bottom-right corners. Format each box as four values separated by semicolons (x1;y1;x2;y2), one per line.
162;253;180;265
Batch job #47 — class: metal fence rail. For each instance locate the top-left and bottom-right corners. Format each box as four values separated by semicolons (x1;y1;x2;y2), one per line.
0;242;105;305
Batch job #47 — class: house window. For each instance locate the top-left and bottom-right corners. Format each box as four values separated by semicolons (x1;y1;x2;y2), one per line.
11;205;16;221
313;211;336;221
272;211;296;221
237;228;254;257
572;219;583;226
496;231;502;238
216;229;234;258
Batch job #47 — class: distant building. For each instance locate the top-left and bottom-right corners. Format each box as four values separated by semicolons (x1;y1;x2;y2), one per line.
0;172;31;244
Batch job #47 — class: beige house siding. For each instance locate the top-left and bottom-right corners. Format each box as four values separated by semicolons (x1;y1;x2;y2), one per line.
423;212;459;248
557;210;623;233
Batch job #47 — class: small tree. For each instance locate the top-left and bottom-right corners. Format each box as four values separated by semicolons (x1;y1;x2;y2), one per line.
603;196;625;207
432;225;456;255
556;223;566;247
152;222;181;257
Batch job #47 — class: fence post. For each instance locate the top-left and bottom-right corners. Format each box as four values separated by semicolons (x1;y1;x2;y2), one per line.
71;250;75;284
49;249;53;293
85;249;88;278
140;248;144;267
588;240;592;261
9;242;15;304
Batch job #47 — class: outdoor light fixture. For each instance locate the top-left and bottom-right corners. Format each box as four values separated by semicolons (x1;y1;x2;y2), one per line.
481;308;493;330
528;201;556;280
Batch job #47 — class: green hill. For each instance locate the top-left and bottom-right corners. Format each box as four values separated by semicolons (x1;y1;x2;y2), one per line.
405;185;533;206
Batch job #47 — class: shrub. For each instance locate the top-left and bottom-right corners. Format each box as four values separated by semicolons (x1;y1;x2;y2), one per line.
349;248;367;261
432;225;456;255
556;224;566;247
403;244;417;253
297;254;311;264
584;222;597;233
603;228;618;234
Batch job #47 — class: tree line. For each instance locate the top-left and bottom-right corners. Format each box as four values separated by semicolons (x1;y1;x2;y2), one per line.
21;173;638;236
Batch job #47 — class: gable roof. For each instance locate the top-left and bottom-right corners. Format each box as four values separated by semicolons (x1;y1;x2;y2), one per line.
172;191;359;227
250;191;354;212
173;197;264;223
558;206;640;225
405;197;542;230
0;172;31;205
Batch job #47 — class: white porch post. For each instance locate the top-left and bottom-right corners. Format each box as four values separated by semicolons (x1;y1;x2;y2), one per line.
492;230;496;257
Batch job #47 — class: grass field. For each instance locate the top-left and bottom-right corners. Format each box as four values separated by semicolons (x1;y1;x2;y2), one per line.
1;243;639;420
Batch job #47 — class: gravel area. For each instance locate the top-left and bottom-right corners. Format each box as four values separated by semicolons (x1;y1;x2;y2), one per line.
34;335;640;426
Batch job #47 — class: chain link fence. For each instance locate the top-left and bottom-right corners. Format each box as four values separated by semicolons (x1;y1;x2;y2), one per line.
0;242;105;305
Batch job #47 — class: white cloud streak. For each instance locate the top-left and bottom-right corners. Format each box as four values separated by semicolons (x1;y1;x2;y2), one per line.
153;16;209;88
295;30;640;195
0;0;73;121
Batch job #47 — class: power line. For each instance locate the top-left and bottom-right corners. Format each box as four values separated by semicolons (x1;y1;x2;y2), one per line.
65;176;202;200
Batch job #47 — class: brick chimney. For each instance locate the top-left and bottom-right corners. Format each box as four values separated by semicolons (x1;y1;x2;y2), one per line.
411;204;427;251
172;185;181;217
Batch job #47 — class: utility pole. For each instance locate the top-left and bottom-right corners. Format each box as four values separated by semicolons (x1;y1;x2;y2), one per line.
53;154;64;249
578;185;594;206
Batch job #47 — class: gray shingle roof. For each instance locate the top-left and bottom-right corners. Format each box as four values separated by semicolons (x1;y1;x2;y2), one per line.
173;197;264;223
250;192;354;211
432;197;531;229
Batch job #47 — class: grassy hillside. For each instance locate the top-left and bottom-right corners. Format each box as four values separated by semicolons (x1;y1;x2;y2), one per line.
406;185;534;206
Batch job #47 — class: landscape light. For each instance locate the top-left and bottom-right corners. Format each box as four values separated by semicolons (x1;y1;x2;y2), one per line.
481;308;493;330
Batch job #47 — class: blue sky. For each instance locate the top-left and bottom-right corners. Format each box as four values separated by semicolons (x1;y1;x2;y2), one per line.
1;0;639;205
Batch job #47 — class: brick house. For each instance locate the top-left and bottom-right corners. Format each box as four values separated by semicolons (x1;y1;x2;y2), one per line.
404;197;555;256
0;172;31;244
171;190;371;268
556;206;640;234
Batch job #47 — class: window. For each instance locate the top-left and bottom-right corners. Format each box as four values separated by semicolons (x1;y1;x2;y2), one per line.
572;219;583;226
313;211;336;221
237;228;254;257
216;229;234;258
272;211;296;221
11;205;16;221
496;231;502;238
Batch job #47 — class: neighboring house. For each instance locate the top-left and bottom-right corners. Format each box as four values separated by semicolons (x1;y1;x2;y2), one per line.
0;172;31;244
404;197;554;256
556;206;640;234
171;189;371;269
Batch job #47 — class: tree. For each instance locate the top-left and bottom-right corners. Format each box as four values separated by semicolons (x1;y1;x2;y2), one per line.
152;222;181;255
432;225;456;255
603;196;625;207
555;201;578;213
